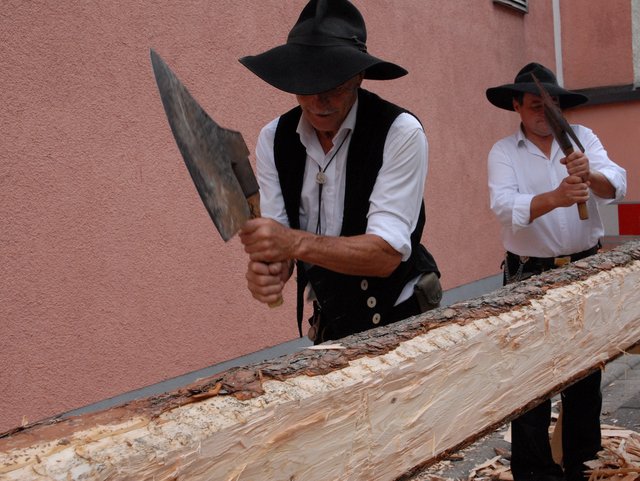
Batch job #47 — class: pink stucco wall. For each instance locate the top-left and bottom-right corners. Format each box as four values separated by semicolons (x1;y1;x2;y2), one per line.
561;0;634;88
560;0;638;202
1;1;636;432
567;102;640;201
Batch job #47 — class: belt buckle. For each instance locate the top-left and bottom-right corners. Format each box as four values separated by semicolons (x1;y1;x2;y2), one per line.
554;256;571;267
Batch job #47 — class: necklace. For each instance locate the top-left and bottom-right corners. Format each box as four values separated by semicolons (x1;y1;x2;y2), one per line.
315;131;351;185
315;131;351;234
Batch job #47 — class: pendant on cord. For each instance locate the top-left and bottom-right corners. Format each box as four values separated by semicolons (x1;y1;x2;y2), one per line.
315;171;328;184
314;131;351;187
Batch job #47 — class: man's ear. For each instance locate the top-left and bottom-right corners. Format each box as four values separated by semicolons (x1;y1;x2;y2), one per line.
512;98;521;112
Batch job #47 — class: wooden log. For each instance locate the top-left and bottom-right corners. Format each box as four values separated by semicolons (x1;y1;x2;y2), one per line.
1;241;639;481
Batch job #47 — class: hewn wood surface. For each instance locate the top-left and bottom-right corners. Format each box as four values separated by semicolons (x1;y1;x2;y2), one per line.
1;241;639;481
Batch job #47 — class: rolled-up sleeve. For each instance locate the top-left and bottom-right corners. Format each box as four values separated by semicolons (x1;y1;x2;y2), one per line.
366;114;428;261
255;118;290;227
488;142;533;231
578;125;627;203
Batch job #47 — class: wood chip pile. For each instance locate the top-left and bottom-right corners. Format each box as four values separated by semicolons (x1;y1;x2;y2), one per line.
418;424;640;481
586;425;640;481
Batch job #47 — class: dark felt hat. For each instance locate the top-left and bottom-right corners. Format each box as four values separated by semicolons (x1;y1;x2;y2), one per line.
238;0;407;95
486;62;588;111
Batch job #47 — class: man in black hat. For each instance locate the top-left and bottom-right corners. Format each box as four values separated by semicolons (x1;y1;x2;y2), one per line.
237;0;440;343
486;63;627;481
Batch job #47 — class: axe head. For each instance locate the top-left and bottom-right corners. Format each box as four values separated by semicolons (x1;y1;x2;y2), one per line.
150;49;259;241
532;74;584;153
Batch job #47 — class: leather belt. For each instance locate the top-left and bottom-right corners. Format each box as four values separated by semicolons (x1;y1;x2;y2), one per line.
507;244;600;271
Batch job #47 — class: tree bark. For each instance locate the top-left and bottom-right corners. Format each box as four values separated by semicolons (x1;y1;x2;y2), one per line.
1;241;639;481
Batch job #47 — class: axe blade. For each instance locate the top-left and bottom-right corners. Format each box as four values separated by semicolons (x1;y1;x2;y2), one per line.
532;74;585;153
150;49;258;241
532;74;589;220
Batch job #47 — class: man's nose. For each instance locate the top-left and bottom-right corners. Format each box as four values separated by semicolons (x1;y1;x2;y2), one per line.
313;93;331;105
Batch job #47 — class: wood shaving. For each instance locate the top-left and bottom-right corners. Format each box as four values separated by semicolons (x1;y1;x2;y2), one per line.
414;424;640;481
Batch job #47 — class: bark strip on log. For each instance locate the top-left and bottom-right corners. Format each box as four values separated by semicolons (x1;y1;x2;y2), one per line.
1;241;639;481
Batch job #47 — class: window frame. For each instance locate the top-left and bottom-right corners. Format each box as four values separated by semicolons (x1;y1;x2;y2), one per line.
493;0;528;13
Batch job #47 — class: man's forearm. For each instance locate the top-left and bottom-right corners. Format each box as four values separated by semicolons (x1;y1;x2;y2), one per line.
529;171;616;223
588;171;616;199
528;175;591;222
529;192;557;223
291;231;402;277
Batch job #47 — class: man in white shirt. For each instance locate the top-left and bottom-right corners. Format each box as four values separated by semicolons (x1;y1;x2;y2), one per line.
237;0;440;343
486;63;627;481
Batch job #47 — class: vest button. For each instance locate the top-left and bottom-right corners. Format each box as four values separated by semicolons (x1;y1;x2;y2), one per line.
360;279;369;291
372;313;381;325
367;296;377;308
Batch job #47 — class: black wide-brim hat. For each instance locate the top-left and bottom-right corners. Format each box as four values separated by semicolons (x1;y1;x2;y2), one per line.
239;0;407;95
486;62;588;111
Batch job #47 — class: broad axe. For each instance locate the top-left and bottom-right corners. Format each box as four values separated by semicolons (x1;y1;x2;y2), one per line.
532;74;589;220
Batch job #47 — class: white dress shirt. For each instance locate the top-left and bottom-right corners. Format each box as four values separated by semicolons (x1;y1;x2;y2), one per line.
255;98;428;303
488;124;627;257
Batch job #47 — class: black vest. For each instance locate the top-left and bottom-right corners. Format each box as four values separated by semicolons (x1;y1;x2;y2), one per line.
274;89;438;340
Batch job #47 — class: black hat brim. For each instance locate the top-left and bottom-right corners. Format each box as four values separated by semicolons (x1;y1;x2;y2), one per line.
486;82;588;111
239;44;407;95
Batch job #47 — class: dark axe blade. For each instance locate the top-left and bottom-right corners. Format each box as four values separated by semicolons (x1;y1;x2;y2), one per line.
150;49;260;241
532;74;589;220
150;50;283;307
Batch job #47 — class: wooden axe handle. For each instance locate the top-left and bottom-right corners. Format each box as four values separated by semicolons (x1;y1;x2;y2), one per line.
556;143;589;220
246;192;284;308
577;199;589;220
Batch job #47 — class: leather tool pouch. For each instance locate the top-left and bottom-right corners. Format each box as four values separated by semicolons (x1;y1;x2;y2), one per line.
413;271;442;313
307;301;323;343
